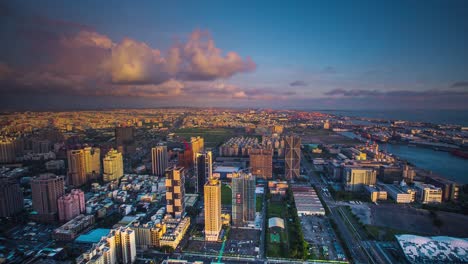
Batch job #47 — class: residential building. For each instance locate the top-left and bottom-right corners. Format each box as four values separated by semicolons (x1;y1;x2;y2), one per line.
190;136;204;164
53;214;95;241
414;182;443;204
165;167;185;218
249;148;273;179
284;135;301;179
31;173;65;222
231;172;256;226
0;137;18;163
103;149;124;182
67;149;87;186
204;178;222;241
83;147;101;180
159;216;190;249
0;177;24;217
152;145;168;176
57;189;85;222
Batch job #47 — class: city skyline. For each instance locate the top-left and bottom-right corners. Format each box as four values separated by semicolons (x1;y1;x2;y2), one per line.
1;0;468;110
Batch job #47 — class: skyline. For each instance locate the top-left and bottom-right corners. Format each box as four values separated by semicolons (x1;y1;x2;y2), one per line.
1;0;468;110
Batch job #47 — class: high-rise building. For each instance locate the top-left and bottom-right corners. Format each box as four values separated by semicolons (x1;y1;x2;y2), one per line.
323;120;330;130
190;137;204;164
0;137;18;164
195;150;212;194
151;145;168;176
249;148;273;179
103;149;124;182
67;149;87;186
0;177;24;217
83;147;101;180
57;189;85;222
231;172;256;226
343;167;377;192
115;126;135;154
114;227;137;264
204;178;222;241
284;135;301;180
32;139;51;154
31;173;65;222
165;167;185;218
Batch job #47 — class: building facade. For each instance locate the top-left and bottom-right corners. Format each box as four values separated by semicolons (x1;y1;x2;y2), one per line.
195;150;212;194
204;178;222;241
0;177;24;217
103;149;124;182
57;189;85;222
249;148;273;179
284;135;301;180
343;167;377;192
152;145;168;177
67;149;87;186
165;167;185;219
83;147;101;180
31;173;65;222
231;172;256;226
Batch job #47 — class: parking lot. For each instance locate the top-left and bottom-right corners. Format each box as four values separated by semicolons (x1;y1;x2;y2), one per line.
186;227;260;257
300;215;346;260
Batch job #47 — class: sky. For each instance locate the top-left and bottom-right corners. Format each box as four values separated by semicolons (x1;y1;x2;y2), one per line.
0;0;467;110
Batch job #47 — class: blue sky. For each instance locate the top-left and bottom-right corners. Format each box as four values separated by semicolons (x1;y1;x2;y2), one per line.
1;0;467;109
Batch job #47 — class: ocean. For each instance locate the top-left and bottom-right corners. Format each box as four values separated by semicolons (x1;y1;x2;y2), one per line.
316;109;468;126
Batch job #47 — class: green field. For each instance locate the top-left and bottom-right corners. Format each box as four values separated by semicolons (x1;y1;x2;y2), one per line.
256;195;263;212
221;184;232;205
174;127;237;148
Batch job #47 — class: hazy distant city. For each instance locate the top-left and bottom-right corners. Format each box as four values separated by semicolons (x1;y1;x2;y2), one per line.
1;1;468;263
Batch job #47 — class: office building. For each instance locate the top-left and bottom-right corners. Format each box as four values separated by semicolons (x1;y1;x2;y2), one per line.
83;147;101;180
379;165;403;183
249;148;273;179
103;149;124;182
57;189;85;222
0;137;18;163
414;182;443;204
190;136;204;163
115;126;135;154
0;177;24;217
152;145;168;176
424;174;459;201
343;166;377;192
31;173;65;222
204;178;222;241
231;172;256;226
284;135;301;179
364;186;388;203
165;167;185;218
67;149;87;186
195;150;212;194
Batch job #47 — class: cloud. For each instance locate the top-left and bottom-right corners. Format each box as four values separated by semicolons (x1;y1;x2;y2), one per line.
290;80;307;87
324;88;468;98
450;81;468;89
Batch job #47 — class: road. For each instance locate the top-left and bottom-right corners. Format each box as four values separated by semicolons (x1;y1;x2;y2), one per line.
259;185;267;260
301;152;379;264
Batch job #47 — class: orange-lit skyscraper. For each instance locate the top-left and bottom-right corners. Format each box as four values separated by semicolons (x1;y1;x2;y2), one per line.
165;167;185;218
204;178;221;241
249;148;273;179
284;135;301;180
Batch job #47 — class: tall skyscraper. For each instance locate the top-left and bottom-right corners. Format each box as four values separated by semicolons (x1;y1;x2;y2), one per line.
151;145;168;176
67;149;87;186
195;150;212;194
284;135;301;180
31;173;65;222
165;167;185;218
0;177;24;217
83;147;101;180
57;189;85;222
231;172;256;226
190;136;204;164
204;178;222;241
115;126;135;154
249;148;273;179
103;149;124;182
0;137;18;164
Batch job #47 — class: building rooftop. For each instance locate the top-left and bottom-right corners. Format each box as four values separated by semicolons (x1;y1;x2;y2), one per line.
75;228;111;243
396;234;468;263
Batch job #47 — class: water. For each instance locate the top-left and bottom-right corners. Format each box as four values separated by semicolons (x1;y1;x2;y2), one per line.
339;132;468;184
317;109;468;126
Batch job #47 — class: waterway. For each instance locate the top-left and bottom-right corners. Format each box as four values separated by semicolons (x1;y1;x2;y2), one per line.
339;132;468;184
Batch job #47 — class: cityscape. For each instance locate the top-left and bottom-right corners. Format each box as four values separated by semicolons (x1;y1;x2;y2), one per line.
1;1;468;264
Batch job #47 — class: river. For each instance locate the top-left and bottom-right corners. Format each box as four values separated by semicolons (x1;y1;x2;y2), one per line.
339;132;468;184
